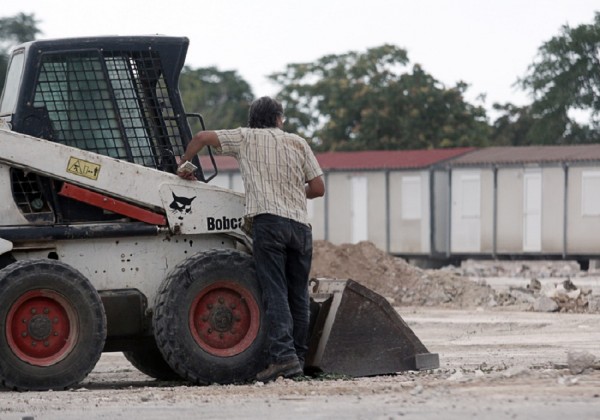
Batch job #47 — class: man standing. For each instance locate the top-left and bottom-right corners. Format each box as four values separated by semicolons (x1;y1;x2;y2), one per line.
178;97;325;383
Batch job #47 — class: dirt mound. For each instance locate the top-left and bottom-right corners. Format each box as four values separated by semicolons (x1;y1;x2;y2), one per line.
310;240;597;312
310;240;495;308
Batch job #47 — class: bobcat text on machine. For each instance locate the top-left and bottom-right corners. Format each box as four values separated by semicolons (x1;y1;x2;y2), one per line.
0;36;438;391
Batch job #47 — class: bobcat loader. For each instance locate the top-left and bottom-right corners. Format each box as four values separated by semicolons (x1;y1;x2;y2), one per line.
0;36;438;391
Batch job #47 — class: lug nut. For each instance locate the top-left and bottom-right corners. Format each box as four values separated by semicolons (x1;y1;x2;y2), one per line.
218;297;224;304
31;308;37;314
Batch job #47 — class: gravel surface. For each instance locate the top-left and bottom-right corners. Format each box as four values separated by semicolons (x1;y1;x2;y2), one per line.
2;307;598;420
1;241;599;419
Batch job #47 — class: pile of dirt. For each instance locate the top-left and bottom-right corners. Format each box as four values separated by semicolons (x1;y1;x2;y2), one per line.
310;240;495;308
310;240;598;312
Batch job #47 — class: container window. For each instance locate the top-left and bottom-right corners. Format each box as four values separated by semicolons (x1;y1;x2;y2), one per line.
582;171;600;216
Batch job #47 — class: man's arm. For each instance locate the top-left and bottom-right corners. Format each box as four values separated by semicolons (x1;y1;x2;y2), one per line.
177;131;221;178
306;175;325;199
180;131;221;163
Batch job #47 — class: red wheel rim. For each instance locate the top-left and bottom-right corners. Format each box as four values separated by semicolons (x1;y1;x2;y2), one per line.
6;290;78;366
189;281;260;357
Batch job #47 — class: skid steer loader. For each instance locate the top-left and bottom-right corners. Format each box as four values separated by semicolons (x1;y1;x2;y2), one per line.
0;36;438;391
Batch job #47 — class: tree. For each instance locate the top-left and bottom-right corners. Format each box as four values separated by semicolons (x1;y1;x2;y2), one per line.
179;66;254;134
269;44;490;151
0;13;42;93
490;103;537;146
518;12;600;144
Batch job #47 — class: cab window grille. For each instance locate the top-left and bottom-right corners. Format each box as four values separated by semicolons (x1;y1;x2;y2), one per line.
32;49;184;172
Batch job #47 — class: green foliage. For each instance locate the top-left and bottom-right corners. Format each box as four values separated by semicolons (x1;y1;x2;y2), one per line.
518;12;600;144
179;66;254;134
490;103;537;146
0;13;42;93
269;44;490;151
0;13;41;44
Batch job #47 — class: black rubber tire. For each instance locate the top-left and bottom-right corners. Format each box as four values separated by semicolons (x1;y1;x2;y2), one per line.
0;259;107;391
154;249;267;385
123;340;182;381
0;253;16;270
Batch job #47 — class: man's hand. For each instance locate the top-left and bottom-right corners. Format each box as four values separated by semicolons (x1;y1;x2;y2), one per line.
306;175;325;198
177;160;198;180
176;131;221;181
177;170;197;180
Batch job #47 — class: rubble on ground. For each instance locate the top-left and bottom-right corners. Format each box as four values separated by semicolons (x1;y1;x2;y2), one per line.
460;259;581;278
310;240;599;313
567;351;599;374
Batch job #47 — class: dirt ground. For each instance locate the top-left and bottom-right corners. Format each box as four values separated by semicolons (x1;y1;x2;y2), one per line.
1;241;600;420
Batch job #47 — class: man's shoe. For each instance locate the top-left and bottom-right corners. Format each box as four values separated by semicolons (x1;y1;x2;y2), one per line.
256;359;303;383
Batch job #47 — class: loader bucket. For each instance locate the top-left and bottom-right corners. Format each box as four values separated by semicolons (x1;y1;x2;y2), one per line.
306;278;439;377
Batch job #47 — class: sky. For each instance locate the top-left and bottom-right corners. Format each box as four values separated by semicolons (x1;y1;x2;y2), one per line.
2;1;599;115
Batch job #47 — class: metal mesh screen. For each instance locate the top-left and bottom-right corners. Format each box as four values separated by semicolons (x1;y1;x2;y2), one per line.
32;49;184;173
10;169;53;220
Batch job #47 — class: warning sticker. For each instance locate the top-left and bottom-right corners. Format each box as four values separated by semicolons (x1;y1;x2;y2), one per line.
66;157;101;180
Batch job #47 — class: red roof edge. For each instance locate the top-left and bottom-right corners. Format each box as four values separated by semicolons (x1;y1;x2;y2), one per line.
199;147;477;172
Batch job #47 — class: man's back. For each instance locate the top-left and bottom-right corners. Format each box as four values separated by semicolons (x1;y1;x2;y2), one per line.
217;127;322;224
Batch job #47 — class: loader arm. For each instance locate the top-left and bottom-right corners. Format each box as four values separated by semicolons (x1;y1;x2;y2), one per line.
0;127;247;237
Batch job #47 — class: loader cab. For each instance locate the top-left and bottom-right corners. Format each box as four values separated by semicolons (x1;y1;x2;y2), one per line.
0;36;200;224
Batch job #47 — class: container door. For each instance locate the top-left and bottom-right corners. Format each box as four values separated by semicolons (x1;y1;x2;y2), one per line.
523;169;542;252
351;175;368;243
451;171;481;252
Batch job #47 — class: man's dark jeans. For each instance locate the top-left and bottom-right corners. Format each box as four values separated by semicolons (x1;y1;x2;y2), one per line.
252;214;312;366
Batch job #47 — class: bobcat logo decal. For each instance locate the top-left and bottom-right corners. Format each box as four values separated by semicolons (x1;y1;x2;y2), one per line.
169;192;196;220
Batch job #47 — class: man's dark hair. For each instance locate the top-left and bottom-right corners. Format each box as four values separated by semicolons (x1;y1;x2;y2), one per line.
248;96;283;128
